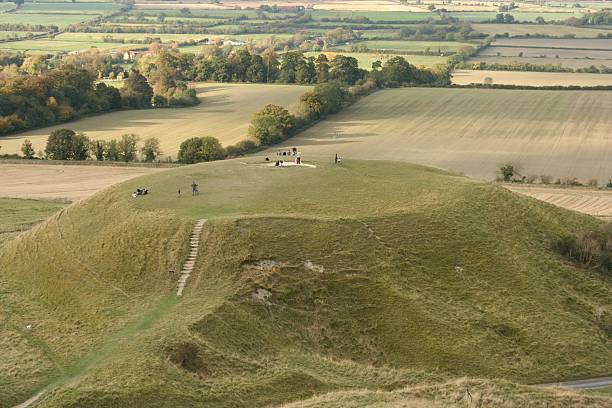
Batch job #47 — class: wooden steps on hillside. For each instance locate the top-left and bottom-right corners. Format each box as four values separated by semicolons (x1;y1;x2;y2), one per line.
176;219;206;296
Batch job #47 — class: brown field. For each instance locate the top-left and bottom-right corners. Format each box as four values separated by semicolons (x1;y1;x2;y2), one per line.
452;69;612;86
507;185;612;218
269;87;612;183
469;55;612;69
491;38;612;50
0;83;309;158
474;23;612;38
0;163;161;201
472;46;612;68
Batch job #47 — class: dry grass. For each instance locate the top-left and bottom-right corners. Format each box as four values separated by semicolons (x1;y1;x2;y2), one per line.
0;163;162;202
0;83;309;158
271;87;612;183
276;378;612;407
452;69;612;86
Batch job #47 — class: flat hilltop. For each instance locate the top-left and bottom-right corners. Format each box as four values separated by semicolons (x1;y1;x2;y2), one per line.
0;158;610;407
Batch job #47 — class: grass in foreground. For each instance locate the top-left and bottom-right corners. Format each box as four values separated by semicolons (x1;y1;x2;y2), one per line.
0;158;610;407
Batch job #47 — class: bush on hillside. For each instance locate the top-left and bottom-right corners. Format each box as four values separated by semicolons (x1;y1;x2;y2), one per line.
178;136;226;164
555;225;612;277
225;139;259;157
45;128;91;161
248;104;296;146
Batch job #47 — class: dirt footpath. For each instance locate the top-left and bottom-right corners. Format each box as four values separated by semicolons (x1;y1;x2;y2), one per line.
0;164;162;202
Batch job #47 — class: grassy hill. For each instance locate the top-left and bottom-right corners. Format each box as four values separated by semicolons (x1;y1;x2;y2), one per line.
0;158;610;407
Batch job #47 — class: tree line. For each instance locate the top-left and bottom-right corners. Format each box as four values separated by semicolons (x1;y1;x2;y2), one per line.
18;129;163;162
0;61;199;136
139;48;450;87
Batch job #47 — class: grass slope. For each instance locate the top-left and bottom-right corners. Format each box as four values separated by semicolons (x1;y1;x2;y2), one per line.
0;198;66;248
0;158;610;407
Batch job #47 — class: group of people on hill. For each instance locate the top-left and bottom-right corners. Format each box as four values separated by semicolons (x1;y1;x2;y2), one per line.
131;187;149;198
274;147;302;165
178;181;199;198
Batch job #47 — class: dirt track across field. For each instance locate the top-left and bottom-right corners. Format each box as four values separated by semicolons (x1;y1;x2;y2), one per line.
0;164;161;201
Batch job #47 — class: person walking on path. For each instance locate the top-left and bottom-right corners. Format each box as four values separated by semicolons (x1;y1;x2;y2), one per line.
191;181;199;196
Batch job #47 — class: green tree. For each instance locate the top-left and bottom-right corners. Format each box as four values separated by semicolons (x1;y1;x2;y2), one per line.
177;136;225;164
118;133;140;162
248;104;296;145
296;57;317;84
91;140;105;161
178;137;203;164
315;54;330;83
279;51;302;83
500;164;515;182
121;69;153;108
105;139;120;161
200;136;226;162
381;56;417;86
21;139;34;159
72;132;90;160
141;137;162;162
329;55;361;85
45;128;75;160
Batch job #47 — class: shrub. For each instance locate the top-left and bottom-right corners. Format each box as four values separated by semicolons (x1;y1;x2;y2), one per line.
169;342;201;372
555;225;612;277
45;128;76;160
499;164;515;182
178;136;226;164
540;175;553;184
141;137;162;162
248;104;296;145
21;139;35;159
225;139;259;157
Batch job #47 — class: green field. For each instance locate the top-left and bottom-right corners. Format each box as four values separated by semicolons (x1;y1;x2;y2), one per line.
334;40;477;53
15;1;118;14
0;3;14;12
474;23;612;38
0;197;66;248
0;39;131;52
275;87;612;183
311;10;439;22
0;31;43;40
305;51;447;69
1;158;610;406
0;13;95;26
0;83;309;158
447;11;585;22
55;32;208;43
